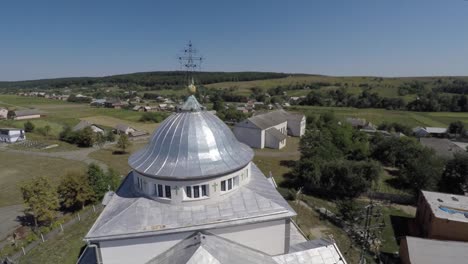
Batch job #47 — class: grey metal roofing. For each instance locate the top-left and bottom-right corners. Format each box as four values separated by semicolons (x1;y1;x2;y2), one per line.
145;232;346;264
145;232;276;264
180;95;204;112
419;138;464;158
85;163;295;240
115;123;133;132
13;109;40;116
72;120;103;132
274;239;347;264
128;107;254;179
403;236;468;264
266;128;287;141
245;111;288;130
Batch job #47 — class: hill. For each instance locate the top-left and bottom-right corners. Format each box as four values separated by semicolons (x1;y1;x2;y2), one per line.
0;71;289;91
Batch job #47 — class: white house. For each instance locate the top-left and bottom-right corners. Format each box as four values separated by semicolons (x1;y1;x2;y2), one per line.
78;96;346;264
10;109;41;120
0;128;26;143
413;127;447;138
0;108;8;119
233;110;306;149
72;120;105;134
114;124;136;135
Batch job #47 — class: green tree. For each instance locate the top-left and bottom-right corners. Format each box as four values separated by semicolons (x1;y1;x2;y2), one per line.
440;153;468;194
58;171;94;210
337;199;360;222
448;121;465;137
212;99;225;112
59;125;76;143
87;163;108;200
95;132;106;148
105;130;116;142
24;121;35;132
76;127;95;147
104;168;121;191
117;134;131;153
44;125;51;137
400;149;444;193
20;176;59;227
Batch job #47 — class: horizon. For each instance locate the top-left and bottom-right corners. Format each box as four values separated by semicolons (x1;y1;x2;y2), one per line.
1;0;468;81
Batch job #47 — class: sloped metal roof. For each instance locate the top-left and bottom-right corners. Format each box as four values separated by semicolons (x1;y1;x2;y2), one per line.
128;105;254;180
85;164;295;240
404;236;468;264
266;128;287;141
144;231;347;264
145;232;276;264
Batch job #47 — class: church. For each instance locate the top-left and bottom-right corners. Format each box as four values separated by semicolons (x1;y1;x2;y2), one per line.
78;94;347;264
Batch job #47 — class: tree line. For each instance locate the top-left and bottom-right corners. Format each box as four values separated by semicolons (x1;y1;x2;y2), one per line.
21;164;120;228
284;113;468;201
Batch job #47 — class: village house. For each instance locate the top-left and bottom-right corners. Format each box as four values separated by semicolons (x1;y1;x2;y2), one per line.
233;110;306;149
414;190;468;242
399;236;468;264
413;126;447;138
419;138;465;158
132;105;152;112
0;108;8;119
90;99;107;107
345;117;376;130
114;124;148;137
0;128;26;143
10;109;41;120
104;98;126;109
72;120;105;134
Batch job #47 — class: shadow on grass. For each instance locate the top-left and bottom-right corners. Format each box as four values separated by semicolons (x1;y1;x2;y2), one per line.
279;159;297;168
389;215;413;246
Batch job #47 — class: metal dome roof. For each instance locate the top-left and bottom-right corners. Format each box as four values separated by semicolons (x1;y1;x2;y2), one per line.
129;98;254;180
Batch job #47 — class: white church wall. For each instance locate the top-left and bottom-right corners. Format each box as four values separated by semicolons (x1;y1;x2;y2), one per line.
99;231;192;264
208;219;287;255
233;122;264;149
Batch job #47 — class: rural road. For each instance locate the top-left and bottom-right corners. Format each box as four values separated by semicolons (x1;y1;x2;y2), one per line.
0;204;24;243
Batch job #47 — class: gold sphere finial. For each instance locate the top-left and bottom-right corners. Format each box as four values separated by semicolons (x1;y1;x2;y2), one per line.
188;78;196;94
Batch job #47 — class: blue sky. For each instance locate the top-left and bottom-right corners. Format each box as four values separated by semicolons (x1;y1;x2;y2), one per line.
1;0;468;81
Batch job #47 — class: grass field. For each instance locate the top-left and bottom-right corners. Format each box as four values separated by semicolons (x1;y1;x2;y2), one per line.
18;211;99;264
0;151;86;207
205;75;468;100
88;141;149;175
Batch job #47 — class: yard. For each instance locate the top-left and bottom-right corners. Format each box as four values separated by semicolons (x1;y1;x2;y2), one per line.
0;151;87;207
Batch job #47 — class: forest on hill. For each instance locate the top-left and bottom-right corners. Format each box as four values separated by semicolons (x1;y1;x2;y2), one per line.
0;71;290;91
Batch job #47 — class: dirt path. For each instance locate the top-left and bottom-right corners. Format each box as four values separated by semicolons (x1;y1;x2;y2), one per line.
0;204;24;242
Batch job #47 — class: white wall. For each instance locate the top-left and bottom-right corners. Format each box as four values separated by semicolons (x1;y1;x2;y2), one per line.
233;121;264;149
99;231;192;264
209;219;287;255
14;114;40;120
264;122;287;149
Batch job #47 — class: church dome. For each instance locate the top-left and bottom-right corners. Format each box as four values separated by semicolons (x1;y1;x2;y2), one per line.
128;96;254;180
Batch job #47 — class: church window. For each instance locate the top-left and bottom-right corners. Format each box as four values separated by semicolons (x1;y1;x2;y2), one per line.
185;184;209;200
221;176;239;192
154;184;171;199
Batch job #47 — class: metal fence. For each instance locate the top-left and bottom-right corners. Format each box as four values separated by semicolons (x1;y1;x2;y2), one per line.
1;204;103;264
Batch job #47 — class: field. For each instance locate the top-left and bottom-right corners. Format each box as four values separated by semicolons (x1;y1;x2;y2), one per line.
0;151;87;207
205;75;468;99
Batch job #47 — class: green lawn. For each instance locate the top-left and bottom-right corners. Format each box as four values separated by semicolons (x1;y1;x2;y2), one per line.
88;141;149;176
18;211;99;264
0;151;86;207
